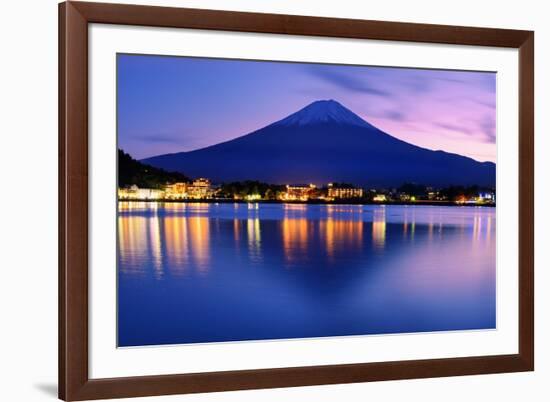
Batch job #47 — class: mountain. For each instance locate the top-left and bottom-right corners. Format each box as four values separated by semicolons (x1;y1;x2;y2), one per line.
141;100;495;188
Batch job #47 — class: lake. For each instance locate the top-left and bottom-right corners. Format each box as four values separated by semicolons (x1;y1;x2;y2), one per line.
117;202;496;347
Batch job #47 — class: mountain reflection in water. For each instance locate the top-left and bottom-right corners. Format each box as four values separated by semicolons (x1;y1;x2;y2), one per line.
118;202;496;347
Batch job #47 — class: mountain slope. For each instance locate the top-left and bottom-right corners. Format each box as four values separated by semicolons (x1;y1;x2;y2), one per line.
142;100;495;187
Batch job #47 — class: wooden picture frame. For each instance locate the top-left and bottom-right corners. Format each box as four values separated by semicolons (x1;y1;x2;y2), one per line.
59;1;534;400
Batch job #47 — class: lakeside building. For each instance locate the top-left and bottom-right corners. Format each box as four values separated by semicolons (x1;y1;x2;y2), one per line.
118;178;495;205
479;191;496;203
243;194;262;201
186;178;215;199
222;193;262;201
454;192;496;205
327;183;364;199
119;178;215;201
165;182;188;199
398;193;411;202
118;185;164;200
164;178;216;200
280;184;318;201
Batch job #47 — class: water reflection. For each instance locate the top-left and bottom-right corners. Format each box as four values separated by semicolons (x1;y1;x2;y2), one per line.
118;215;148;275
247;218;262;262
149;212;163;278
281;218;309;264
321;218;363;260
372;207;386;250
118;202;496;346
118;209;211;277
163;212;189;275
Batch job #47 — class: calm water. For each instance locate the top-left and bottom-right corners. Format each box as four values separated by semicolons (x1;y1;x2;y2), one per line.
118;202;496;347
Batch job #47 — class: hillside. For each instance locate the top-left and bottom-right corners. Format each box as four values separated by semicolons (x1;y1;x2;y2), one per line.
118;149;189;188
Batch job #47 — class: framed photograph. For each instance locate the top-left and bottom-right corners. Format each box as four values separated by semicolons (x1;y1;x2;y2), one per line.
59;1;534;400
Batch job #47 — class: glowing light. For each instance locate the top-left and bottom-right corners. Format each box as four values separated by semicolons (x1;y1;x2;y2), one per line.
282;218;309;264
247;218;262;262
327;185;363;199
372;208;386;249
164;215;189;275
118;178;215;201
148;213;163;279
279;184;318;201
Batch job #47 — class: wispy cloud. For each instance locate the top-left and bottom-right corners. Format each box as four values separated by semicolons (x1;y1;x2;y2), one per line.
434;122;475;135
307;67;391;97
436;76;469;84
474;99;496;109
132;133;184;144
381;110;407;122
432;117;495;144
478;115;496;143
401;73;434;94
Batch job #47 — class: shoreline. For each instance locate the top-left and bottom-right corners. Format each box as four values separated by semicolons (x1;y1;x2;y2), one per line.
118;198;496;208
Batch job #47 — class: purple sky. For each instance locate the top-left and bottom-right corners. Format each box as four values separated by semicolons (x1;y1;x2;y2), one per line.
118;54;496;162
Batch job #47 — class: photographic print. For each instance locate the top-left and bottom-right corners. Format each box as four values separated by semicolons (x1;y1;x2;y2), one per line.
117;54;496;347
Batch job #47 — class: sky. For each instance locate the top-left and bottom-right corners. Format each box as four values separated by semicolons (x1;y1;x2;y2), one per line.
118;54;496;162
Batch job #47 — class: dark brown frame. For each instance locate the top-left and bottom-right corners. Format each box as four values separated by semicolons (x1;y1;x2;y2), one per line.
59;1;534;400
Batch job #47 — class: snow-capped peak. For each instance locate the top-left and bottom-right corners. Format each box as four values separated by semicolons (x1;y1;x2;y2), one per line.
272;99;372;128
